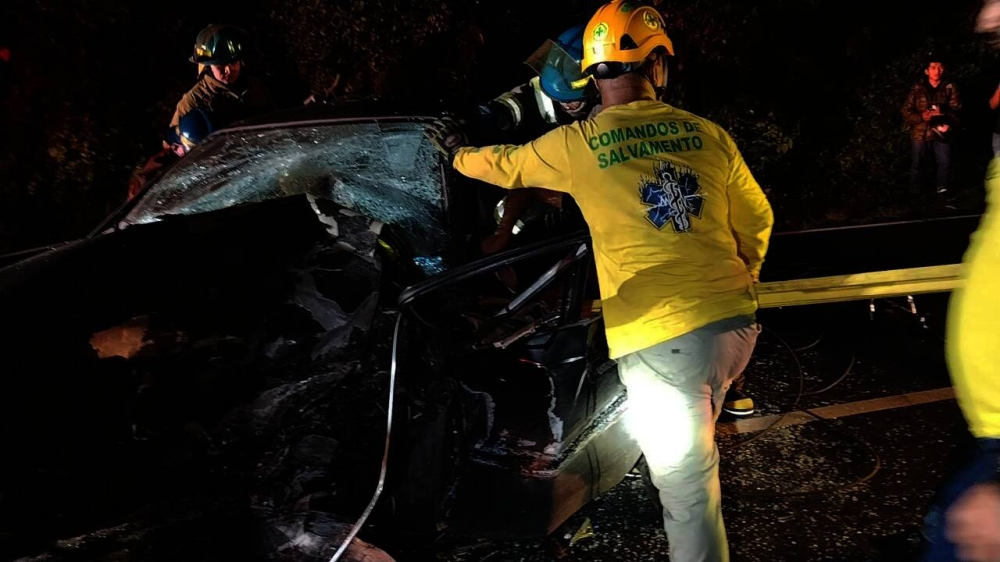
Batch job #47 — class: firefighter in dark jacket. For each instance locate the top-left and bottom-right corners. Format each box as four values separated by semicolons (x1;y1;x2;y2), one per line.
475;25;599;143
470;24;597;256
902;53;962;195
170;25;271;131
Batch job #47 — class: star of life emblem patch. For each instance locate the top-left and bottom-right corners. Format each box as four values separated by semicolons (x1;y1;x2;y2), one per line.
638;160;705;232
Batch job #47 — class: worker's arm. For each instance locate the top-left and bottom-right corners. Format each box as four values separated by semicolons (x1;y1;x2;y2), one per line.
452;125;576;194
478;188;533;255
164;92;198;148
474;82;538;134
989;84;1000;111
169;92;197;129
724;132;773;281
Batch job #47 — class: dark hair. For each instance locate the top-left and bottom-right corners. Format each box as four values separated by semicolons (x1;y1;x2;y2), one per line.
925;52;946;68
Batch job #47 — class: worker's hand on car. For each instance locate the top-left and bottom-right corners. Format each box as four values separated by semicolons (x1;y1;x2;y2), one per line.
425;117;469;160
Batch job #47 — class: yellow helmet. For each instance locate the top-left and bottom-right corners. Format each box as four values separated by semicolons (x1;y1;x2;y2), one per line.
582;0;674;75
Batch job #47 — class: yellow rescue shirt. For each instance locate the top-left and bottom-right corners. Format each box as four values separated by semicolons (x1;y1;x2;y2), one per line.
948;158;1000;438
453;100;773;359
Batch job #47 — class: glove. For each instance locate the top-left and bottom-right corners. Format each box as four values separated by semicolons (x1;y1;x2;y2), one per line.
425;117;469;161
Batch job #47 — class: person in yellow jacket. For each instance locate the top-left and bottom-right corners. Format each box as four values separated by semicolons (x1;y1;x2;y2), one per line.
427;2;772;560
920;165;1000;562
916;4;1000;560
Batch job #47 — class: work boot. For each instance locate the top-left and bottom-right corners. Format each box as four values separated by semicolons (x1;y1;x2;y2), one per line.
723;388;755;417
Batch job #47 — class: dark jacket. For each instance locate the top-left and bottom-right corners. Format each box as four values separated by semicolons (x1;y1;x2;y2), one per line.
469;77;594;252
170;72;271;130
903;79;962;142
472;77;598;145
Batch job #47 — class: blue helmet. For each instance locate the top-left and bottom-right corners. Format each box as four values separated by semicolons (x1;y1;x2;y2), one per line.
538;24;590;103
164;108;215;149
555;25;585;63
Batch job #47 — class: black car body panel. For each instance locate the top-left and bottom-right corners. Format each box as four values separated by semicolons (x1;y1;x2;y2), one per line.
0;194;400;561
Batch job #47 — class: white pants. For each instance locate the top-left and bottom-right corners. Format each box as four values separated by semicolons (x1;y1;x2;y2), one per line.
618;317;760;562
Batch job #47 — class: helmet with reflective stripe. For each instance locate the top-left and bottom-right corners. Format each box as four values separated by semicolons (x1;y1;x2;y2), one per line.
582;1;674;76
190;24;249;66
538;24;590;102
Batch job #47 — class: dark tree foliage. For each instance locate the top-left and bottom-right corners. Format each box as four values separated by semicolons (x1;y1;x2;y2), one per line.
0;0;997;254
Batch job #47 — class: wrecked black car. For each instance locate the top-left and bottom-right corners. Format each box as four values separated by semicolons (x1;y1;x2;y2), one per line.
0;105;640;561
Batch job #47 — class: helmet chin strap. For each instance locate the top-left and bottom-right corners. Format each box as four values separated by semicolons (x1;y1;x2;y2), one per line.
642;55;669;99
654;63;668;100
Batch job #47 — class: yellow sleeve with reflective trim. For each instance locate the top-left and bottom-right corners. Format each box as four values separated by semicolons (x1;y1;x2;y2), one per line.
724;132;773;280
452;125;576;194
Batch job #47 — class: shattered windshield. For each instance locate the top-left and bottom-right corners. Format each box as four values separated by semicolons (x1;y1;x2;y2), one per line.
124;120;449;265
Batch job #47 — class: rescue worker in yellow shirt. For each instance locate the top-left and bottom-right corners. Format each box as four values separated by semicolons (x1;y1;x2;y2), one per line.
916;5;1000;561
427;2;773;560
920;154;1000;562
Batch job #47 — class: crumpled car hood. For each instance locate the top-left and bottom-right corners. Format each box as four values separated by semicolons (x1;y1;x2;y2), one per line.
0;195;399;561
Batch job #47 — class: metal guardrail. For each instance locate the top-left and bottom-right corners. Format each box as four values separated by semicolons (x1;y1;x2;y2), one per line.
756;264;964;308
397;230;965;312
